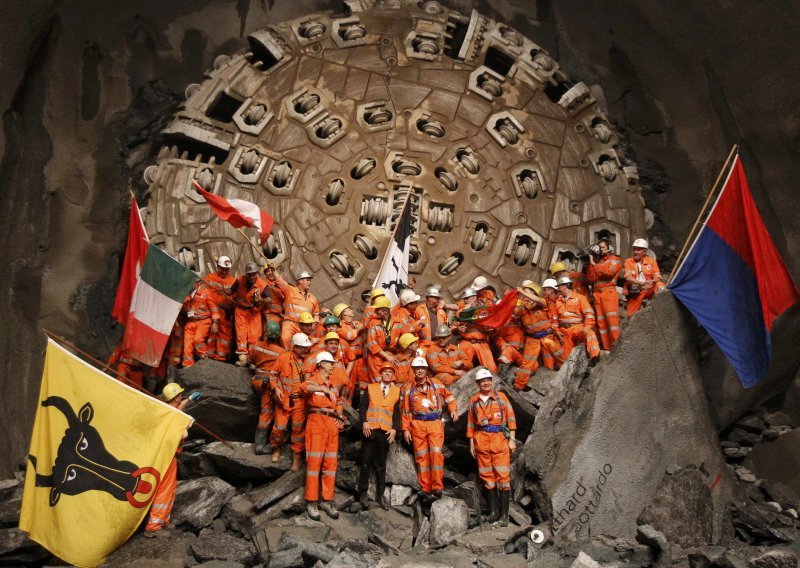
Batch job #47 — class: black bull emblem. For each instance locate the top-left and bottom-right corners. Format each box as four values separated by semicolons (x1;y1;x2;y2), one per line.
28;396;160;508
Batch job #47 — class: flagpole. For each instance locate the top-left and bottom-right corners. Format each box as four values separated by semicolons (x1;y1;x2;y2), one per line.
667;144;739;286
42;329;235;448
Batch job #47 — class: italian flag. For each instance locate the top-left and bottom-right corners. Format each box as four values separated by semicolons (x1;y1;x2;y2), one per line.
122;244;198;366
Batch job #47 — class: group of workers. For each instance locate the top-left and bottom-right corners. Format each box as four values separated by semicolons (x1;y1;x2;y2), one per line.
125;236;664;531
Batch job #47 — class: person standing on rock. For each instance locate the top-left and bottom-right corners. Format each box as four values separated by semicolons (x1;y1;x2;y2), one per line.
401;357;458;502
302;351;345;520
182;280;220;368
275;270;319;350
467;368;516;527
623;238;665;317
232;263;266;367
249;320;286;455
364;295;396;388
586;237;622;350
204;255;236;362
270;332;313;470
358;361;401;510
555;276;601;361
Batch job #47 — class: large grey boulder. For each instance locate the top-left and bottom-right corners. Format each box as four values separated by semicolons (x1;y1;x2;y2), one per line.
385;443;420;490
102;530;197;567
247;470;305;510
0;527;50;566
200;441;291;482
428;496;469;546
178;359;259;441
190;529;258;566
525;292;735;542
173;476;237;530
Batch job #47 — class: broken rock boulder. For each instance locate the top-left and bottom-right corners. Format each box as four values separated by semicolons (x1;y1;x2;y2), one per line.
199;441;291;482
190;528;258;566
173;476;237;530
428;496;469;546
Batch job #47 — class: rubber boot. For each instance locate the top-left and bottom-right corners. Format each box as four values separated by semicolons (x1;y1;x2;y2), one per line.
376;476;389;510
254;430;268;455
485;488;500;523
291;452;303;472
319;500;340;519
271;446;282;463
498;490;510;527
359;491;370;510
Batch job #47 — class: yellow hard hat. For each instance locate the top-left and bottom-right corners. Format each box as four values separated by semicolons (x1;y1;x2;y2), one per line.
525;282;544;296
550;261;568;274
370;288;386;299
399;333;419;350
298;312;315;324
332;303;349;318
373;296;391;309
324;331;340;342
162;383;184;402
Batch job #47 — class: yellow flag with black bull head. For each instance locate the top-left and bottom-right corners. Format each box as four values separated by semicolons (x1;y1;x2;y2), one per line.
19;339;193;567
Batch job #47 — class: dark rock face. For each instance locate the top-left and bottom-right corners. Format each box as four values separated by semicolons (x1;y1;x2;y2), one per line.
190;529;258;566
173;476;237;530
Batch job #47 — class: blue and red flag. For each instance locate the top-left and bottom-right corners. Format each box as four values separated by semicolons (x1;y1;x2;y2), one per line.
668;153;798;387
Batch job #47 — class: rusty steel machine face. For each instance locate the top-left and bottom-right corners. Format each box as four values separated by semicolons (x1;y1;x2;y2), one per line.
143;0;647;306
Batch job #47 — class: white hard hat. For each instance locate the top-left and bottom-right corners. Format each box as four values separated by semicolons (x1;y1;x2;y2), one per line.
556;275;573;286
425;286;441;298
315;351;335;365
474;368;493;382
291;333;313;347
399;289;421;305
472;275;489;290
411;357;428;368
632;238;649;249
217;256;232;268
296;270;313;281
462;287;477;299
541;279;558;289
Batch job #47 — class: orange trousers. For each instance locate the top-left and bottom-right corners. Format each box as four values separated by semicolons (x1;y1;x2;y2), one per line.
251;375;274;432
593;288;621;350
235;309;262;356
280;320;301;351
459;340;498;373
183;319;212;367
304;414;339;502
626;283;666;317
513;333;567;389
270;396;306;454
145;456;177;531
410;419;445;493
474;431;511;490
208;315;233;361
112;362;144;389
561;326;601;359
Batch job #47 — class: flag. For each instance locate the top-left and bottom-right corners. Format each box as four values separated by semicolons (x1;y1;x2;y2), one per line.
668;153;798;387
20;339;192;567
192;180;274;245
122;244;198;366
373;194;413;305
455;289;520;331
112;198;149;326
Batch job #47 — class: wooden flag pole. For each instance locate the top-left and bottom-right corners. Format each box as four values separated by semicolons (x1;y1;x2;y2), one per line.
42;329;234;448
667;144;739;286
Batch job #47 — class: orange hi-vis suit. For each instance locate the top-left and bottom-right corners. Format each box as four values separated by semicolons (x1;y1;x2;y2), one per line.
394;351;415;384
567;271;590;297
557;292;601;359
301;370;343;503
261;276;285;325
145;430;186;532
365;316;391;388
205;271;235;361
339;320;367;398
514;303;566;389
401;377;457;493
107;345;145;388
277;276;320;349
390;306;421;351
417;303;447;343
233;275;266;357
456;318;498;374
269;350;308;455
304;346;352;400
466;390;516;490
495;304;525;366
250;339;286;433
623;256;666;317
587;254;622;350
183;284;219;367
425;343;472;385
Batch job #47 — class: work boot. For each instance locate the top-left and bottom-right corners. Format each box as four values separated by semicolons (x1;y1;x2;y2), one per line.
235;354;248;367
418;491;431;504
291;452;303;472
306;502;320;521
431;489;443;500
498;490;510;527
376;480;390;510
254;430;268;455
319;500;339;519
485;488;500;523
359;491;370;510
271;446;282;463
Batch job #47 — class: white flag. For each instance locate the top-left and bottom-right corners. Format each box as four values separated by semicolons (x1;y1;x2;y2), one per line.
372;195;413;305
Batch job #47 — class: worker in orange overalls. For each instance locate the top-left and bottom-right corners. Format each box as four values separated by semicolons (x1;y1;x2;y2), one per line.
364;296;395;388
467;368;516;527
205;256;235;362
107;343;146;388
623;238;666;317
277;270;319;350
233;263;265;366
335;303;367;402
362;287;387;321
301;351;344;521
401;357;458;502
514;283;567;390
249;320;285;455
358;361;401;510
307;331;351;398
550;261;590;298
586;237;622;350
390;289;425;351
269;332;312;470
394;333;420;384
425;325;472;385
454;288;498;373
556;275;601;361
144;383;191;536
495;299;525;374
261;262;285;327
182;280;219;368
417;287;447;344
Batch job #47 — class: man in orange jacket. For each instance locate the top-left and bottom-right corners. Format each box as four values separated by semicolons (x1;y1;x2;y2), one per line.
623;238;666;317
249;320;285;454
205;256;236;362
270;332;312;470
233;263;265;366
364;296;395;387
358;361;401;510
401;357;458;502
261;262;285;326
425;325;472;385
556;276;601;360
390;289;425;351
417;287;447;343
182;280;219;368
467;368;516;527
550;260;590;298
277;270;319;349
586;237;622;350
107;343;146;388
454;288;498;373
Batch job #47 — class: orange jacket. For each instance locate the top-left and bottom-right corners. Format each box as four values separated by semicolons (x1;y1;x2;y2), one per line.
394;351;415;384
205;271;235;313
587;255;622;289
477;289;496;306
401;378;457;431
249;340;285;375
338;320;365;357
261;277;285;317
186;284;219;321
362;382;401;431
271;350;308;396
301;370;343;415
365;316;391;356
521;303;554;336
233;275;266;314
277;275;319;323
390;306;421;351
568;271;590;297
557;292;596;327
426;343;472;376
466;390;516;437
416;304;447;342
623;256;663;293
